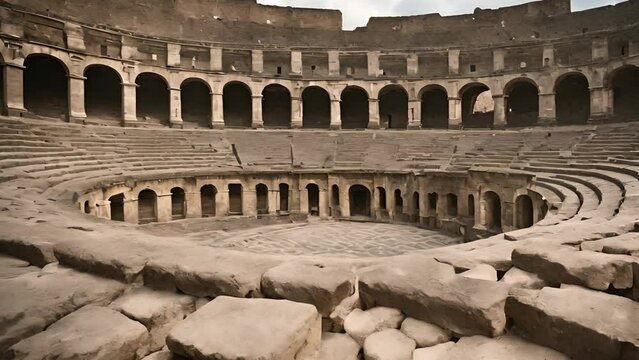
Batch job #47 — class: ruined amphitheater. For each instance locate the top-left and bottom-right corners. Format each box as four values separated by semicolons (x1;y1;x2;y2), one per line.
0;0;638;359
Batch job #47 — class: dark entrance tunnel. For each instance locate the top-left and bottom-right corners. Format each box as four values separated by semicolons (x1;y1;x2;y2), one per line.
302;86;330;129
341;86;369;129
262;84;291;128
84;65;121;121
24;55;68;119
136;73;169;125
181;79;211;128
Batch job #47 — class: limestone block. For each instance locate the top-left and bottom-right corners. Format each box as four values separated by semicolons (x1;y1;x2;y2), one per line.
262;261;356;316
499;267;546;289
363;329;416;360
319;333;360;360
344;307;405;345
444;335;569;360
7;306;150;360
399;318;451;348
459;264;498;281
412;342;455;360
506;287;639;360
167;296;321;360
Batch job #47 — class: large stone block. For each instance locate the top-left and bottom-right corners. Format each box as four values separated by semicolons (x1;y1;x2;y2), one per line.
443;335;570;360
319;333;360;360
363;329;415;360
344;307;405;345
166;296;321;360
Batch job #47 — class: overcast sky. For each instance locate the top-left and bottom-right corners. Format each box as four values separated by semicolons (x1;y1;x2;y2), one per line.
257;0;626;29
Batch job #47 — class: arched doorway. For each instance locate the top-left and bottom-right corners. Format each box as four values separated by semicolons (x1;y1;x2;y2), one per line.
228;184;243;215
394;189;403;214
483;191;502;231
307;184;320;216
555;73;590;125
302;86;330;129
515;194;534;229
109;193;125;222
447;193;458;217
610;65;639;119
505;80;539;127
412;192;420;221
421;86;449;129
349;185;371;217
279;183;289;212
84;65;121;122
200;185;217;217
461;83;494;128
262;84;291;128
181;79;211;128
379;85;408;129
24;55;68;119
377;187;387;210
341;86;369;129
468;194;475;216
136;73;169;125
138;189;157;224
223;82;252;128
171;187;186;220
83;200;91;214
331;184;340;217
256;184;269;215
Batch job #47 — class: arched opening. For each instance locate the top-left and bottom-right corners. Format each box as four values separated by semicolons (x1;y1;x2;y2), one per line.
228;184;243;215
109;193;125;222
483;191;502;231
428;193;438;214
181;79;211;128
171;187;186;220
468;194;475;216
306;184;320;216
136;73;169;125
394;189;403;214
223;82;252;128
84;65;121;122
279;183;289;212
349;185;371;217
256;184;269;215
302;86;330;129
341;86;369;129
138;189;157;224
83;200;90;214
201;185;217;217
505;80;539;127
610;65;639;119
421;86;449;129
555;73;590;125
461;83;494;128
377;187;387;210
515;194;534;229
447;193;458;217
262;84;291;128
379;85;408;129
24;55;68;119
412;192;420;220
331;184;340;217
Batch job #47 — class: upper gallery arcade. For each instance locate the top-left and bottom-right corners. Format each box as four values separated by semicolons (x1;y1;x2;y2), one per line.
0;0;638;129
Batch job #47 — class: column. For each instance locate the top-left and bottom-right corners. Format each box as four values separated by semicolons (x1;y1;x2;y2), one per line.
68;74;87;124
319;189;329;219
95;200;111;220
589;86;609;122
339;185;350;218
328;50;340;76
367;51;380;77
538;92;556;126
408;98;421;130
268;189;278;215
493;95;507;129
299;188;309;215
290;186;301;214
330;99;341;130
448;49;460;75
169;87;183;128
502;200;515;232
216;188;229;216
291;96;302;128
211;92;224;129
185;191;201;218
156;193;172;222
251;94;263;129
368;98;380;129
291;51;302;76
123;198;138;224
448;97;462;129
243;188;257;217
122;82;137;127
4;63;26;116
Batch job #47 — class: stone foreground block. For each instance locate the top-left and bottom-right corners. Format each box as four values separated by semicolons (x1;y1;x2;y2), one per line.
444;335;570;360
167;296;321;360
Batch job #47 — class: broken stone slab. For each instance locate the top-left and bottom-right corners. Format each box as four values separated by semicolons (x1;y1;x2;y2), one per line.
344;307;405;345
499;267;546;289
358;260;508;337
459;264;497;281
580;233;639;255
363;329;416;360
0;263;126;353
7;306;150;360
109;287;195;352
506;287;639;360
511;245;636;290
399;318;451;348
319;333;360;360
166;296;321;360
261;261;356;316
443;335;569;360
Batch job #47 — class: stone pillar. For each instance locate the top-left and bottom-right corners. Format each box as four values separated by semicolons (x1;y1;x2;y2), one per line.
216;188;229;216
3;63;26;116
185;191;201;218
589;86;610;122
448;97;462;129
408;98;421;130
156;193;172;223
95;200;111;220
252;95;263;129
386;188;395;219
169;87;183;128
493;95;507;129
211;92;224;129
268;189;278;215
368;98;380;129
448;49;460;75
68;74;87;123
290;187;301;214
339;186;350;218
328;50;340;76
538;92;556;126
299;189;309;215
367;51;380;77
252;50;263;74
330;99;341;130
210;47;223;71
122;82;137;127
123;199;138;224
243;188;257;217
291;96;302;129
407;54;418;76
291;51;302;76
319;189;329;220
502;200;514;232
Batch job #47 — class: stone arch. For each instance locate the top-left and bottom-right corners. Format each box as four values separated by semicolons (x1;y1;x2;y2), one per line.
256;183;269;215
136;72;170;125
171;187;186;220
460;82;493;128
262;84;291;128
608;65;639;119
181;78;211;128
302;86;331;129
306;183;320;216
24;54;69;119
84;64;122;122
200;185;217;217
138;189;157;224
555;72;590;125
515;194;534;229
349;185;371;217
379;85;408;129
420;85;449;129
341;86;369;129
483;191;502;231
228;183;243;214
504;78;539;127
109;193;125;222
223;81;252;128
394;189;403;214
447;193;458;217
